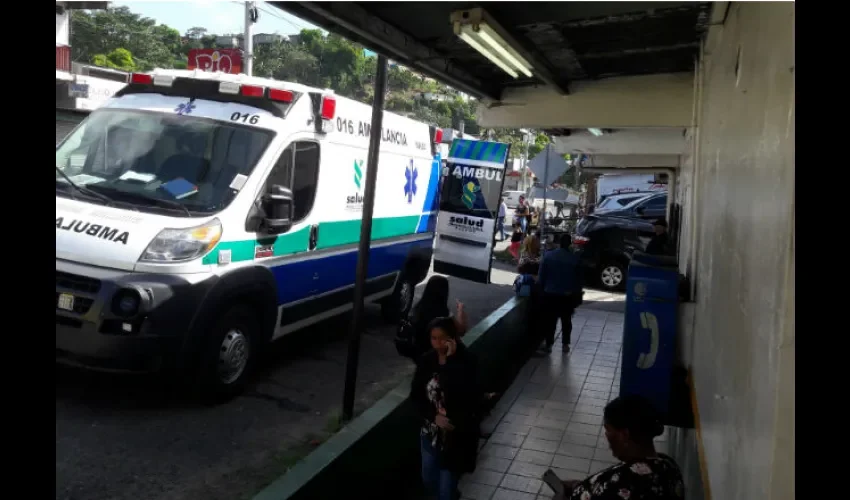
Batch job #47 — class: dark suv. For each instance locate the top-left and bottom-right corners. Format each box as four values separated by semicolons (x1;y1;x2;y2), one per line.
572;215;656;290
602;192;667;220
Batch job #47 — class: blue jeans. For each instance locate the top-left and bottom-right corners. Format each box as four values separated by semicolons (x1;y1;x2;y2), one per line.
420;434;458;500
497;217;506;240
519;216;527;233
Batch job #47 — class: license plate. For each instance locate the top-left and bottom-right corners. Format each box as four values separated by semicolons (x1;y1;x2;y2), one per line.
57;293;75;311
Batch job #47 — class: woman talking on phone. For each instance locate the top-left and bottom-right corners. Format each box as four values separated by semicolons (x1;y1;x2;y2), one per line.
410;317;479;500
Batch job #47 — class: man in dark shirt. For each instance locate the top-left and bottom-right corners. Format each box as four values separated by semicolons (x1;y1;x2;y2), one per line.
645;218;671;255
537;234;583;353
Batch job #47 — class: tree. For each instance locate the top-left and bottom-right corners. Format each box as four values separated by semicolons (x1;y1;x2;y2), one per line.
92;48;136;71
71;6;184;71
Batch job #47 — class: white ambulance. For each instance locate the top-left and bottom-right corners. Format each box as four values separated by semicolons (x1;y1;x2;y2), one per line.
55;69;443;399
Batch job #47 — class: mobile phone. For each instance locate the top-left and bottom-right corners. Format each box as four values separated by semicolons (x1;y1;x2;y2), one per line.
542;469;565;496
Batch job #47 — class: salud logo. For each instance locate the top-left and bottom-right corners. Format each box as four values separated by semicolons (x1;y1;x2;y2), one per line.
346;159;366;211
404;159;418;203
353;159;364;190
462;181;480;209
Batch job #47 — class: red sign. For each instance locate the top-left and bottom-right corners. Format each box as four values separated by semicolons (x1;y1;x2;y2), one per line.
187;49;243;74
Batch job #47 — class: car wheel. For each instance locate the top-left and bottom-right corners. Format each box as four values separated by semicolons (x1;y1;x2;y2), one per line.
196;304;259;403
381;276;415;323
599;262;626;291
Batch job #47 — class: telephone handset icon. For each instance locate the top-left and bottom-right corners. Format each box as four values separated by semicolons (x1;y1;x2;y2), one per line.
637;312;659;369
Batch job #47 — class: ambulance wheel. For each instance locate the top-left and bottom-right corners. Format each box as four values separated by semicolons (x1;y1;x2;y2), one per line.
382;277;415;323
196;304;258;403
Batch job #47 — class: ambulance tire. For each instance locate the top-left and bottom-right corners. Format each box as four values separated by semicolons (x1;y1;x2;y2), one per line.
381;276;415;323
196;304;259;403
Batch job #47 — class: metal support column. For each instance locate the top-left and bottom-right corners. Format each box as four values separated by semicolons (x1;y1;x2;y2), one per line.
342;54;389;423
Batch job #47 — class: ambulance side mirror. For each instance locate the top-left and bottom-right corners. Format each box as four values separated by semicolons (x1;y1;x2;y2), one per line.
262;184;293;234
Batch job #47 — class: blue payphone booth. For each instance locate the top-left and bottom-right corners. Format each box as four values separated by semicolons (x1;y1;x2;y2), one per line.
619;253;679;417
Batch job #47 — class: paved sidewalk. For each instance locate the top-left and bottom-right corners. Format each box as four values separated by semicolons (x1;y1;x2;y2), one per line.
460;306;668;500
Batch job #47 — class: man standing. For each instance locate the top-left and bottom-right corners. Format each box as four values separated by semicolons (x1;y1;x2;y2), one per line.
645;218;672;255
537;234;583;353
497;199;508;241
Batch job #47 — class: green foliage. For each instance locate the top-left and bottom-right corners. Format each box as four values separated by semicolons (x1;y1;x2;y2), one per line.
91;48;136;71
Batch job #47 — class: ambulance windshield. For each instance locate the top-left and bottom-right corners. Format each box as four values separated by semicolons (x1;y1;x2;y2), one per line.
439;162;504;220
55;108;274;216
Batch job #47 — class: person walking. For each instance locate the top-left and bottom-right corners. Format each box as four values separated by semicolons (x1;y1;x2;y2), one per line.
554;395;685;499
411;317;480;500
537;234;582;353
497;199;508;241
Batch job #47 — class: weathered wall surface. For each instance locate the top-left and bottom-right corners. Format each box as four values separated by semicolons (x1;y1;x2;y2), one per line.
676;2;795;499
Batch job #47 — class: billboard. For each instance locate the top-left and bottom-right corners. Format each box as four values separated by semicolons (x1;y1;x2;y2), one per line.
187;49;243;74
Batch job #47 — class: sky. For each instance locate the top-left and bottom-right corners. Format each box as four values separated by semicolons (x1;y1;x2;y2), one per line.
115;1;318;37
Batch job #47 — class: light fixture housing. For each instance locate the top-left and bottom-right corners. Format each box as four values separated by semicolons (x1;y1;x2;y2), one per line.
451;8;534;80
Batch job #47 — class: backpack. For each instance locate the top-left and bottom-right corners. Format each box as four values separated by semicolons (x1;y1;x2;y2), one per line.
394;315;420;359
513;274;535;297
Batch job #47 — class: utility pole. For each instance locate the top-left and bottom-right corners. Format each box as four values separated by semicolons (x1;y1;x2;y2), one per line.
519;129;532;192
243;1;257;76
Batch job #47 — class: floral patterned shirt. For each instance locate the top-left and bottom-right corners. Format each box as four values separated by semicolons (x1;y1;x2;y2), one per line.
570;454;685;500
421;371;446;451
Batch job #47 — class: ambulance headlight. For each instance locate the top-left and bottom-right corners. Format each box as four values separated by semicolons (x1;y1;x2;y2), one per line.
140;219;223;263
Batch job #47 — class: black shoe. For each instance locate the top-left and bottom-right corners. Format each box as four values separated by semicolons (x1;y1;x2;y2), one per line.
562;345;570;353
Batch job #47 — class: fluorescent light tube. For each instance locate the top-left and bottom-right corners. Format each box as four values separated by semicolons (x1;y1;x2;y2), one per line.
459;30;519;78
477;24;533;77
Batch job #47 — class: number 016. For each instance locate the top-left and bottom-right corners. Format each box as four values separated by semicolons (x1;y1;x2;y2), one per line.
230;112;260;125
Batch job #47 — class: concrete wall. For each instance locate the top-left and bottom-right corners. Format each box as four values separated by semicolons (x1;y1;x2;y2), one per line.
674;3;794;499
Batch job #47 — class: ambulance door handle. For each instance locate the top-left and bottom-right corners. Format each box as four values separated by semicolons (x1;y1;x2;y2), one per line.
309;225;319;251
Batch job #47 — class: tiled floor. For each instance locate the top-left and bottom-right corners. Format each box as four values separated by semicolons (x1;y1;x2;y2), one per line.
459;307;669;500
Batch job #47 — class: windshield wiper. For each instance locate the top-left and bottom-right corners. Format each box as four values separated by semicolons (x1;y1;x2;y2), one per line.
55;167;114;206
89;185;193;217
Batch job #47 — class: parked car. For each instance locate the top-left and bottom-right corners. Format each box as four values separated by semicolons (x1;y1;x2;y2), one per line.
571;214;656;291
601;192;668;220
595;192;652;214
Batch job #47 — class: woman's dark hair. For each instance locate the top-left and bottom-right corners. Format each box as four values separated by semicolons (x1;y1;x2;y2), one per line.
603;395;664;444
427;316;459;339
412;275;450;323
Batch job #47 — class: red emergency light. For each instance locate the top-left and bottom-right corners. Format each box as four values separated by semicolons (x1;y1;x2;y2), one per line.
320;96;336;120
268;88;294;103
433;128;443;144
239;85;265;97
130;73;153;85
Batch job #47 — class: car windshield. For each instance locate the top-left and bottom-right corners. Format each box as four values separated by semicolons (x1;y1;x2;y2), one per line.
55;108;275;216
